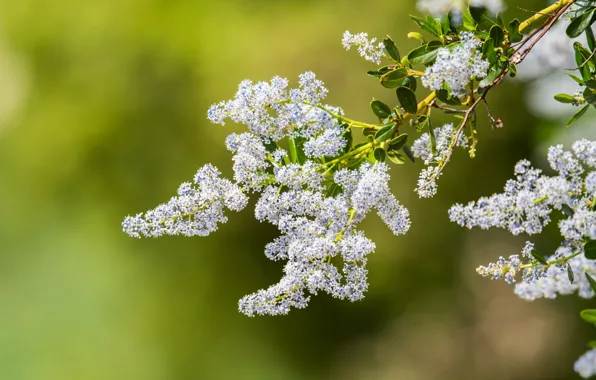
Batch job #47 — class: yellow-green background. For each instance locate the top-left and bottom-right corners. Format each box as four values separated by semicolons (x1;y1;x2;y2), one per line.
0;0;592;379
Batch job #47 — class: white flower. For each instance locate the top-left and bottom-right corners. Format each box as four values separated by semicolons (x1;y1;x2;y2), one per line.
342;31;386;64
421;32;489;96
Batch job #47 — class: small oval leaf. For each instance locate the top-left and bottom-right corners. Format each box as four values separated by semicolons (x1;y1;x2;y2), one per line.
370;99;392;119
567;8;596;38
374;124;395;143
585;240;596;259
383;37;401;62
388;133;408;150
380;69;408;88
396;86;418;114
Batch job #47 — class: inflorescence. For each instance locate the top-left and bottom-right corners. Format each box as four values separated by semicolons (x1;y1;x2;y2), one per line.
421;32;489;96
411;123;468;198
124;71;411;316
342;31;386;64
449;140;596;300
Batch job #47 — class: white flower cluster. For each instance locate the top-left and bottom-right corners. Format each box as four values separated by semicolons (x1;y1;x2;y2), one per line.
342;31;386;64
411;123;468;198
242;162;410;316
450;140;596;301
416;0;504;17
208;72;346;160
124;72;412;316
575;348;596;379
421;32;489;96
122;164;249;238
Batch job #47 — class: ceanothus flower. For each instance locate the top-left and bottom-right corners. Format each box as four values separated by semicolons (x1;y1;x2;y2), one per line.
575;348;596;379
207;72;340;142
342;31;386;64
411;123;468;198
122;164;248;238
421;32;489;96
450;139;596;303
241;162;410;316
126;72;412;317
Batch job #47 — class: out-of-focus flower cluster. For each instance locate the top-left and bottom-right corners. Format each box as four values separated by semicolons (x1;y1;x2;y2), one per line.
416;0;505;20
449;140;596;299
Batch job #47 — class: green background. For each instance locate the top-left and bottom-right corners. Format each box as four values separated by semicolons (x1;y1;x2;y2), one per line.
0;0;592;379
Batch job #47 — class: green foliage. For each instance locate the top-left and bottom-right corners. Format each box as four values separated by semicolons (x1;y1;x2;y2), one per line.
383;37;401;62
566;104;590;128
371;99;392;119
566;7;596;38
380;68;408;88
396;86;418;114
580;309;596;324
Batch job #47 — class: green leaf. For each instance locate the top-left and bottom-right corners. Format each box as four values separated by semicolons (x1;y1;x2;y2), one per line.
264;139;278;154
396;86;418;114
387;150;406;164
566;104;590;128
407;41;443;65
585;88;596;105
402;145;416;163
479;63;504;88
374;124;395;143
402;76;417;92
362;127;376;136
482;37;497;64
554;93;576;104
410;15;443;38
341;124;353;155
569;74;586;85
588;341;596;349
581;309;596;324
367;66;393;78
440;14;451;35
383;37;401;62
370;99;392;119
529;249;548;265
585;240;596;260
462;5;477;31
428;119;437;156
326;183;343;197
489;25;504;47
388;133;408;150
574;42;593;81
380;68;408;88
561;204;575;217
288;136;307;164
587;27;596;52
587;80;596;89
586;273;596;294
567;263;575;284
436;89;462;105
567;8;596;38
508;19;523;43
407;32;426;43
373;147;386;162
508;63;517;78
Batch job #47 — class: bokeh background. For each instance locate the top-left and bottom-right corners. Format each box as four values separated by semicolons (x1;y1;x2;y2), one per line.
0;0;594;379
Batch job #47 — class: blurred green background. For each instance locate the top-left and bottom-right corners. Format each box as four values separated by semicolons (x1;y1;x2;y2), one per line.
0;0;593;379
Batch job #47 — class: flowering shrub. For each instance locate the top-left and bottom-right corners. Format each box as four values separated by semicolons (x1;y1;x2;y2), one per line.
123;0;596;376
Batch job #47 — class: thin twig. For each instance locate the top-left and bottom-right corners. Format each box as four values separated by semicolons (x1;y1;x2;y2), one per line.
567;48;596;70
